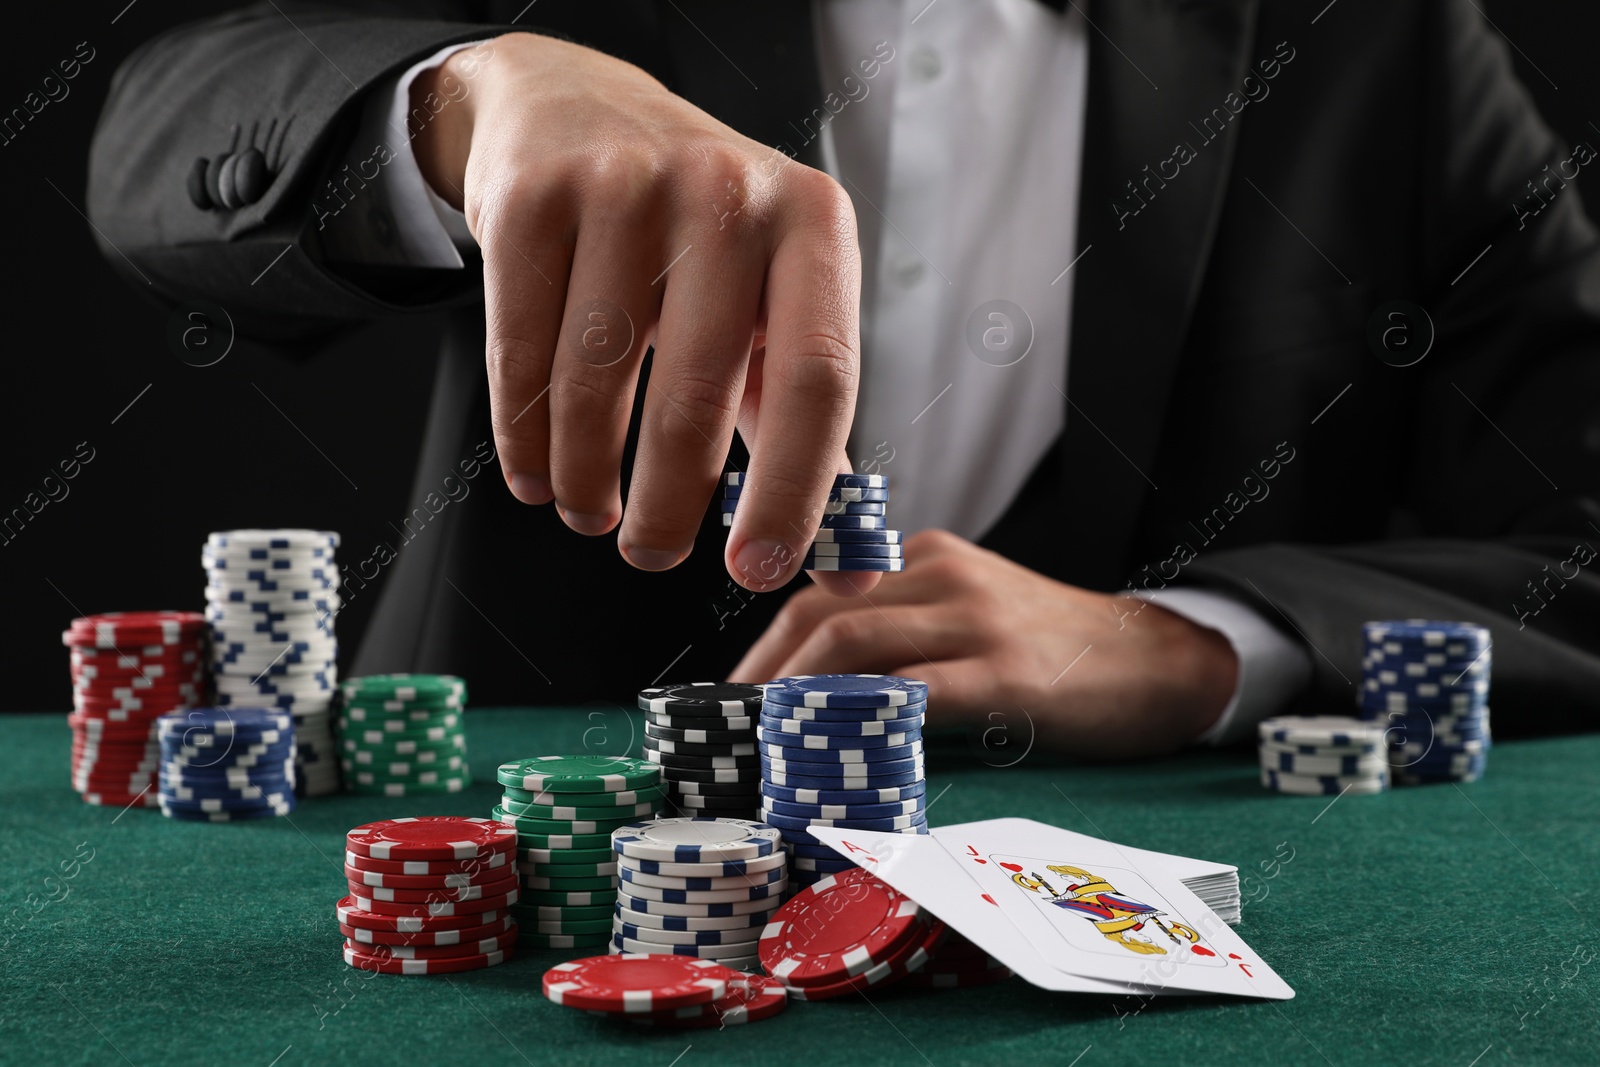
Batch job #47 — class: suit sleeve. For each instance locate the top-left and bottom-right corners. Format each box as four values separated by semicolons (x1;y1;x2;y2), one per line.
1185;0;1600;739
86;2;507;343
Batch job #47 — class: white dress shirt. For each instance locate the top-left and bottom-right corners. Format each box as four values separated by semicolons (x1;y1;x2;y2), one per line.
346;0;1311;744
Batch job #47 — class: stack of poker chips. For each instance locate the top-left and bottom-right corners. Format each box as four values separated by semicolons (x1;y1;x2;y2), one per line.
610;818;787;971
156;707;296;821
338;674;470;795
494;756;663;950
339;817;519;974
723;472;902;572
544;954;788;1029
902;930;1014;990
757;674;929;889
638;683;765;819
758;866;948;999
63;611;209;807
1257;715;1389;796
1359;620;1492;784
203;530;341;796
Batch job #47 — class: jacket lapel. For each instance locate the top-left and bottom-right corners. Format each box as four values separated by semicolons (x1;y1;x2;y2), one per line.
1062;0;1260;589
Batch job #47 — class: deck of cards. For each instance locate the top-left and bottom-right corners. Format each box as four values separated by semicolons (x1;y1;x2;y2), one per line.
808;817;1293;999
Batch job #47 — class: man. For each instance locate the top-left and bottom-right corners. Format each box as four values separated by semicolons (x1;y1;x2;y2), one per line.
88;0;1600;757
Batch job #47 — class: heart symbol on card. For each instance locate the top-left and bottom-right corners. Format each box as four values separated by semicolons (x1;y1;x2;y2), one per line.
1190;945;1216;957
970;858;988;864
982;894;998;906
999;862;1024;872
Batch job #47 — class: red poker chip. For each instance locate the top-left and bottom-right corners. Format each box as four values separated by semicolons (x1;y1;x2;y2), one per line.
346;817;517;862
344;873;518;903
69;642;203;660
343;943;513;975
348;888;519;917
543;954;738;1014
342;926;519;960
782;916;947;1001
625;974;789;1028
68;712;160;735
343;863;515;891
758;867;929;986
336;896;509;932
339;914;515;947
79;790;159;808
63;612;206;648
344;849;512;877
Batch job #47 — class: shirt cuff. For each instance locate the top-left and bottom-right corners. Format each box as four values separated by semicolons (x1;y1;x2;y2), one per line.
1141;587;1314;746
327;40;488;268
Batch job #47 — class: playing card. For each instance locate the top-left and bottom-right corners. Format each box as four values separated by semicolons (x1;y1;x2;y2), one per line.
804;826;1138;993
946;821;1293;999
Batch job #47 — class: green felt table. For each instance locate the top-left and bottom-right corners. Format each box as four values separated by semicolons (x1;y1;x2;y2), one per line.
3;708;1595;1067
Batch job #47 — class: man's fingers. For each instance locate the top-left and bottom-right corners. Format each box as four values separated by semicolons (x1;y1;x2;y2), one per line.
886;659;996;729
727;170;861;592
623;226;766;570
479;190;573;506
547;197;660;534
772;606;968;679
729;569;937;681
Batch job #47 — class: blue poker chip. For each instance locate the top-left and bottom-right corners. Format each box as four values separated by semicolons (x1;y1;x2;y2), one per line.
614;922;761;947
725;472;887;490
760;808;926;833
761;765;923;791
724;485;890;503
782;841;846;859
718;499;886;516
759;741;923;764
807;528;902;543
763;675;928;709
1362;619;1490;645
1258;716;1385;748
763;780;926;806
617;894;777;918
158;804;292;822
157;793;294;813
160;770;293;791
756;725;922;750
816;514;886;529
801;542;902;557
761;752;924;776
758;713;925;738
789;854;858;873
760;700;927;724
762;796;924;820
802;556;905;572
618;865;786;891
772;824;928;848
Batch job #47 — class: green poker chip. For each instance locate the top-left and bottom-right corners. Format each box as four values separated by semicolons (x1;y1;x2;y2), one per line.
521;888;620;907
518;846;615;865
519;860;619;878
522;917;614;935
492;807;639;836
499;795;660;821
339;673;467;705
519;873;619;892
495;755;660;793
347;773;471;797
500;783;664;807
519;902;616;922
513;830;615;851
519;930;613;949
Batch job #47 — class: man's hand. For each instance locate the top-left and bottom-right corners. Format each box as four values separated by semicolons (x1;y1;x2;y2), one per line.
413;33;876;595
730;531;1241;759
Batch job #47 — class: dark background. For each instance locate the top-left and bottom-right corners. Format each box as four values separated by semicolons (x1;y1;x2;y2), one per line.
2;0;1594;712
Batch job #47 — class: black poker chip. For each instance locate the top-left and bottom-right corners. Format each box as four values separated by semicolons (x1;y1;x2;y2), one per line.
647;712;758;732
668;792;762;812
642;744;760;770
645;721;758;745
650;765;764;785
637;683;766;718
643;736;758;758
664;778;762;797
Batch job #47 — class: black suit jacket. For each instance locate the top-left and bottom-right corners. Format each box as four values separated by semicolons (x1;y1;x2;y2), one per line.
87;0;1600;734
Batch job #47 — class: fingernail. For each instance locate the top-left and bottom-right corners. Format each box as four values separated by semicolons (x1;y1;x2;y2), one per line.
508;473;552;505
558;508;615;536
623;543;689;571
733;539;795;591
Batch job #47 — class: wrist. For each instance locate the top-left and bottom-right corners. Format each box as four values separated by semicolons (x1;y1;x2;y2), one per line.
411;39;504;210
1146;603;1240;743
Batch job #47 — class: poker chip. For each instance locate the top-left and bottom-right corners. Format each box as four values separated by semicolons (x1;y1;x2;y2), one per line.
618;879;784;904
763;675;929;709
726;471;887;490
802;556;905;572
497;755;660;793
763;780;926;805
763;765;925;791
804;541;901;556
614;973;788;1029
345;927;519;959
64;612;211;808
155;708;296;821
337;674;471;796
761;701;928;724
543;954;738;1013
612;818;781;862
614;906;770;932
1357;620;1492;785
344;943;513;975
615;921;767;946
619;864;786;891
351;887;520;916
757;726;922;750
340;914;514;946
759;713;926;737
1258;716;1387;748
719;474;900;564
644;748;760;770
637;683;766;717
336;896;508;932
612;932;761;958
760;742;925;765
759;867;941;996
345;869;519;896
1259;767;1390;796
764;796;924;820
346;817;516;861
494;753;666;935
618;892;781;918
203;531;341;797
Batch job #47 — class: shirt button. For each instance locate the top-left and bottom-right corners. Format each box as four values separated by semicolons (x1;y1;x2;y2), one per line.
892;256;925;287
909;47;942;81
